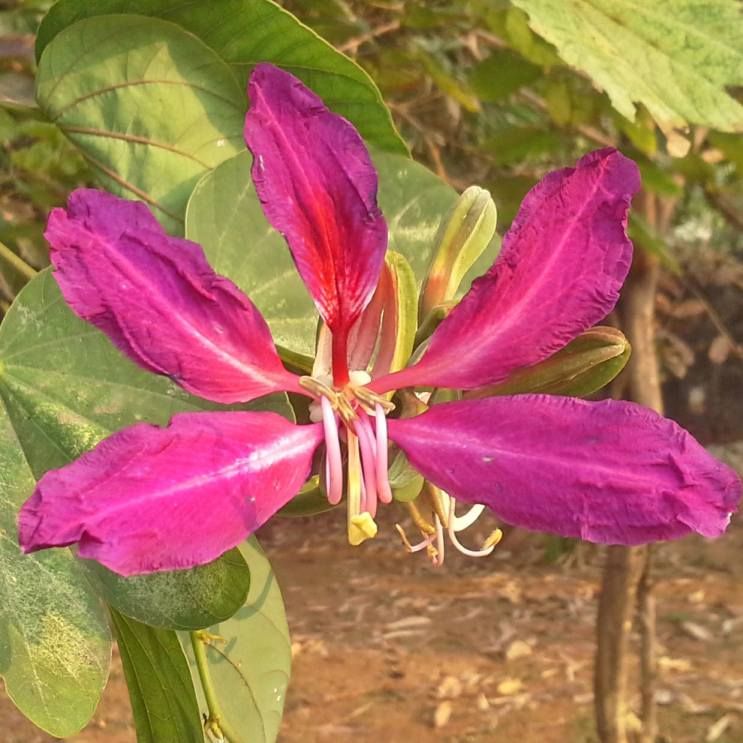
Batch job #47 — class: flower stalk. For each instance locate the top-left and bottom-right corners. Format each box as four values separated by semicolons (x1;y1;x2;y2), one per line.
190;631;240;743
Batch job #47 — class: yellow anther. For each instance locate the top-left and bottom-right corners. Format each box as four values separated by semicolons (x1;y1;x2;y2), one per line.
352;385;396;414
300;375;358;423
483;529;503;550
298;375;335;398
348;512;378;546
335;394;357;423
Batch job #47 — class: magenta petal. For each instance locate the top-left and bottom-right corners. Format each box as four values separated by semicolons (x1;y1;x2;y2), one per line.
373;149;640;393
46;188;301;403
245;63;388;338
18;412;323;576
388;396;740;545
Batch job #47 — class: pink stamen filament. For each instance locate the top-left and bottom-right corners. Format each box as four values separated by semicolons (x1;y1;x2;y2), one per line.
402;530;436;553
374;404;393;504
321;396;343;505
355;414;378;518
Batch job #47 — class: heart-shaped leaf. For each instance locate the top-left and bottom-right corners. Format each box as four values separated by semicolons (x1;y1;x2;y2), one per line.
36;0;406;155
36;14;245;232
0;403;111;737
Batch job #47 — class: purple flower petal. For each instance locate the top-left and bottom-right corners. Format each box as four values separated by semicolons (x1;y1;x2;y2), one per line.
18;412;323;576
388;396;740;545
373;149;640;393
46;188;301;403
245;63;388;378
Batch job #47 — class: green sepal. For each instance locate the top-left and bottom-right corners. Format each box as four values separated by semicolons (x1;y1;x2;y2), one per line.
389;451;425;503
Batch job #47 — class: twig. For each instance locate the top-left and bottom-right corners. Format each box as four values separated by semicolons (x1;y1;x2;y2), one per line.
339;19;400;54
0;240;37;282
638;549;657;743
680;278;743;361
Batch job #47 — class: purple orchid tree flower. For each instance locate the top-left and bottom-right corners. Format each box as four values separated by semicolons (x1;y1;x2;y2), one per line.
18;63;740;577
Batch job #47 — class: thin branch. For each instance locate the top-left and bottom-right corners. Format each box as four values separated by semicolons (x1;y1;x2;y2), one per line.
339;19;400;54
681;278;743;361
0;240;37;282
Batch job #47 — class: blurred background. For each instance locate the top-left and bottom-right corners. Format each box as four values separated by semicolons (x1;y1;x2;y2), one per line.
1;1;741;741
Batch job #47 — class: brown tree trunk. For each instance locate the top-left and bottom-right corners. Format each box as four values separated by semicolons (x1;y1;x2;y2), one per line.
595;190;668;743
595;546;647;743
638;549;657;743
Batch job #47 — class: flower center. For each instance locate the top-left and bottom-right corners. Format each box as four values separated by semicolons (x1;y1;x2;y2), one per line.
298;375;501;565
300;373;394;545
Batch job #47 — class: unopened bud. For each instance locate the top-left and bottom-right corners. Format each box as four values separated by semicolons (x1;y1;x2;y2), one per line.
466;327;631;399
420;186;497;318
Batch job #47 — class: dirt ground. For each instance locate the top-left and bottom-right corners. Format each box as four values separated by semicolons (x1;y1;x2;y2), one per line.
3;252;743;743
3;488;743;743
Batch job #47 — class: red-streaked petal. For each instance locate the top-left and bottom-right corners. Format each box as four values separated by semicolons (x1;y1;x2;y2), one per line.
245;63;388;340
46;188;301;403
373;149;640;393
18;412;323;576
388;396;740;545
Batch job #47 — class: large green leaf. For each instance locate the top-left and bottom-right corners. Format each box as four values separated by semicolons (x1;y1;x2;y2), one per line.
0;270;290;627
181;540;290;743
185;150;317;360
111;610;203;743
35;14;245;232
186;149;497;357
35;0;406;155
512;0;743;132
0;270;291;477
0;402;111;737
89;546;251;631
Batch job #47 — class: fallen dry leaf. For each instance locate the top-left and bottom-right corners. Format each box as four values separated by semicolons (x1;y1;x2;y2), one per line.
437;675;463;699
433;700;453;728
505;640;533;661
496;678;524;696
